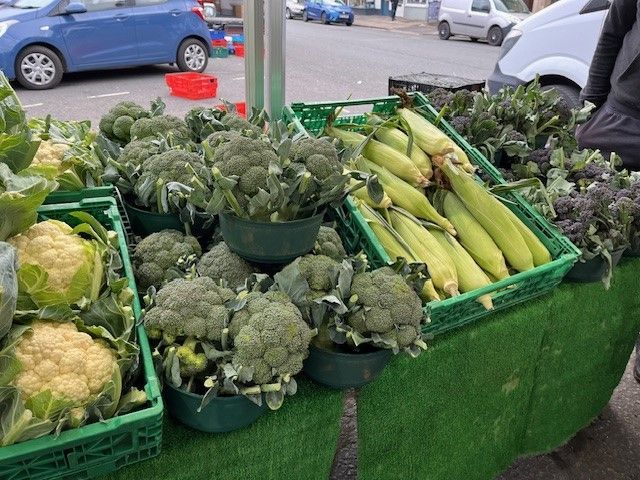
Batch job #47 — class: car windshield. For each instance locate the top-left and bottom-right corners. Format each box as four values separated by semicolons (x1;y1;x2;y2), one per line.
325;0;345;5
12;0;50;8
493;0;529;13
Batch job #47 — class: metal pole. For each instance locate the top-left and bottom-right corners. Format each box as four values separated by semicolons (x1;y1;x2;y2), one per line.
244;0;264;111
264;0;286;120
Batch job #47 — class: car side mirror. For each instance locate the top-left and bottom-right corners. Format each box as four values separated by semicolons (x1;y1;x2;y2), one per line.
64;2;87;14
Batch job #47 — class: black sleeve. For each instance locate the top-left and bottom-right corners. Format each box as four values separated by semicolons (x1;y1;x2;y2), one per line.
580;0;638;107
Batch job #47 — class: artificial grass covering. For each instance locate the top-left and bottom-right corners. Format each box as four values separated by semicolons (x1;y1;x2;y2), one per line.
358;258;640;480
106;379;344;480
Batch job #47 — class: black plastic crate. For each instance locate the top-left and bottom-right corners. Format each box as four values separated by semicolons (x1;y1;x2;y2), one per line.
388;72;485;95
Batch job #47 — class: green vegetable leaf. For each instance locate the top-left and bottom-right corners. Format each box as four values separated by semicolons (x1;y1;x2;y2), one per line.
0;243;18;339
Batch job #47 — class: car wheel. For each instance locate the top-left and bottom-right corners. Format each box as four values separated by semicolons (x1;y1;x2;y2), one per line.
321;11;330;24
346;20;353;26
487;25;503;46
177;38;208;73
286;7;292;19
542;84;582;110
15;45;63;90
303;10;309;21
438;21;451;40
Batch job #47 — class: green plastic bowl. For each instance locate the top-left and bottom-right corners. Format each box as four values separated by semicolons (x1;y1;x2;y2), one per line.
303;343;392;390
565;247;626;283
124;200;213;238
164;383;267;433
219;211;325;264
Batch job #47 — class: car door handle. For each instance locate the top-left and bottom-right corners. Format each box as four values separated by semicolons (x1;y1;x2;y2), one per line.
170;9;182;16
114;13;129;20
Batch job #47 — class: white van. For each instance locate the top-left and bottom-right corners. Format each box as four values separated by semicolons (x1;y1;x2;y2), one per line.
438;0;531;46
487;0;610;106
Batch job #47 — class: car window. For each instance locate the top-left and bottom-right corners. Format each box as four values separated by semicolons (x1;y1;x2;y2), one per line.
471;0;490;12
580;0;610;14
493;0;529;13
134;0;166;5
11;0;52;9
65;0;125;11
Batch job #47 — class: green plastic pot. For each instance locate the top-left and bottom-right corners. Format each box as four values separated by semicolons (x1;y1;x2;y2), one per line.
565;247;626;283
124;200;213;238
164;383;267;433
623;245;640;257
219;211;325;264
303;343;392;390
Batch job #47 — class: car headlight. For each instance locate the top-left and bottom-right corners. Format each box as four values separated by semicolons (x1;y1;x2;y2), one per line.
0;20;17;38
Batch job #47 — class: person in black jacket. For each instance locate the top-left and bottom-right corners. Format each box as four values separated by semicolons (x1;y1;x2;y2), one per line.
576;0;640;383
390;0;400;20
576;0;640;169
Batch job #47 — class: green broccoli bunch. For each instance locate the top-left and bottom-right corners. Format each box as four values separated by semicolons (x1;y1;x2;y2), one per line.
196;242;256;290
346;267;425;353
313;226;346;261
117;139;160;168
134;150;207;212
132;229;202;291
99;101;149;143
288;137;343;181
130;115;191;142
221;113;262;135
231;290;315;384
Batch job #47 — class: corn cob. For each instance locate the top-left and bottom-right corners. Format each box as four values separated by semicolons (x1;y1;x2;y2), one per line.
359;158;456;235
349;178;392;208
372;124;433;179
496;201;552;267
436;157;534;272
325;125;429;187
389;209;459;297
441;191;510;280
422;280;441;302
397;108;474;173
429;229;494;310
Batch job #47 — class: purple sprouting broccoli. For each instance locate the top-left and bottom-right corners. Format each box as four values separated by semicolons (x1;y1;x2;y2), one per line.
428;88;454;112
555;218;588;245
528;148;552;176
450;115;471;134
568;163;609;184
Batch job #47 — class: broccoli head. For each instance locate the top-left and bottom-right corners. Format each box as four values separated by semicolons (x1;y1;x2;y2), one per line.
232;290;314;384
99;101;148;142
130;115;190;141
289;137;342;180
221;113;262;134
143;277;235;343
133;229;202;291
205;130;242;147
196;242;256;290
228;290;292;340
297;254;341;293
313;226;346;261
117;139;160;168
347;267;424;349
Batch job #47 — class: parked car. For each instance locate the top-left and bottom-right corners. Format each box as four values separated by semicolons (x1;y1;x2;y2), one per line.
303;0;353;25
487;0;609;107
438;0;530;46
0;0;211;90
286;0;305;18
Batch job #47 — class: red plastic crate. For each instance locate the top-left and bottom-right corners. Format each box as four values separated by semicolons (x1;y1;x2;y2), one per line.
165;73;218;100
211;39;227;47
215;102;246;118
234;44;244;57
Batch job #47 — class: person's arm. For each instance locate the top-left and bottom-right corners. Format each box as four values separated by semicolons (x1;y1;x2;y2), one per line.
580;0;637;107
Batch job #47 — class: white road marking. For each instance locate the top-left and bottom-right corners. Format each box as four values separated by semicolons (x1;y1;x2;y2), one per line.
233;76;245;81
87;91;130;99
23;103;44;108
342;109;351;113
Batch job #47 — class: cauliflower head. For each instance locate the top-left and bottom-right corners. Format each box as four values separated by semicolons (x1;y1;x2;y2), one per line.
289;137;342;180
12;321;117;407
347;267;424;349
196;242;255;290
8;220;103;306
31;140;70;170
132;229;202;291
232;290;314;384
314;226;346;261
143;277;236;342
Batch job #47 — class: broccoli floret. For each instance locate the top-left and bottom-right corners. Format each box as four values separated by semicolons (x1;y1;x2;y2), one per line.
134;150;207;211
133;229;202;290
130;115;190;141
143;277;235;342
232;290;314;384
347;267;424;349
112;115;135;142
117;139;160;168
221;113;262;134
297;254;341;293
450;115;471;134
176;338;208;377
427;87;454;112
313;226;346;261
528;148;552;176
205;130;242;147
289;137;342;180
99;101;148;142
505;130;527;144
228;290;291;340
196;242;256;290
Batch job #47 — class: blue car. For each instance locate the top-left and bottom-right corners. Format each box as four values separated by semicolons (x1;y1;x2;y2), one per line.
303;0;353;25
0;0;211;89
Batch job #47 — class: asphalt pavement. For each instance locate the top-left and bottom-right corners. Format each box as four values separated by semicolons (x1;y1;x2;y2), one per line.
13;20;499;125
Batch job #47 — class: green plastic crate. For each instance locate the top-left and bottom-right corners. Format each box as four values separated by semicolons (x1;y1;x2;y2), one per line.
0;197;163;480
45;185;115;205
285;94;580;336
210;47;229;58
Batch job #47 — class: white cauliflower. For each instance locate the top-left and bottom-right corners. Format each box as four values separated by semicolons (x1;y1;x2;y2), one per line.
8;220;103;305
12;321;117;406
31;140;70;170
